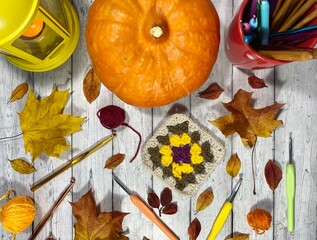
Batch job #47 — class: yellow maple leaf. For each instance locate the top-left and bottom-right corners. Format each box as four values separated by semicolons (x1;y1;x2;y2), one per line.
210;89;284;147
18;87;85;161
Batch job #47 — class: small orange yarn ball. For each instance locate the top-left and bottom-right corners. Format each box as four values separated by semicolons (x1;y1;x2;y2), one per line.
0;196;36;234
247;208;272;235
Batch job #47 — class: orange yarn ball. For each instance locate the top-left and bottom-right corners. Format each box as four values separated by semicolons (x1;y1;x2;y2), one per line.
0;196;36;234
247;208;272;234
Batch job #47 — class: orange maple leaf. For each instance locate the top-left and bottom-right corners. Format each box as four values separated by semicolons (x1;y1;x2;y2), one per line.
71;189;129;240
210;89;284;147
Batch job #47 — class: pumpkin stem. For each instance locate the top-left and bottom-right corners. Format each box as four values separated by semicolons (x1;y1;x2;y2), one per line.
150;25;163;39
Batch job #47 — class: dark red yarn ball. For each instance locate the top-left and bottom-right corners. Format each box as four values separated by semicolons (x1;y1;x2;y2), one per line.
97;105;126;129
97;105;141;163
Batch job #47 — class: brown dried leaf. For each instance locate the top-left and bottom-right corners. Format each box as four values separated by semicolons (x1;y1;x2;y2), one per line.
142;237;150;240
248;76;268;89
227;233;250;240
210;89;284;148
9;158;36;174
197;82;224;100
226;153;241;177
8;82;28;103
162;203;177;215
83;68;101;104
160;188;172;207
264;160;282;191
71;189;129;239
195;189;214;213
104;153;125;169
188;218;201;240
147;192;160;209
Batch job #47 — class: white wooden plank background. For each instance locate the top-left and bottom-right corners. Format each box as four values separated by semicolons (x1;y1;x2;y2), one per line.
0;0;316;239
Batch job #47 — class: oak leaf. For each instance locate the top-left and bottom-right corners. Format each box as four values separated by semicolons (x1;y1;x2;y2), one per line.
8;158;36;174
83;68;101;104
226;153;241;177
8;82;28;103
210;89;284;147
195;189;214;213
188;218;201;240
196;82;224;100
18;87;85;161
104;153;125;169
71;189;129;240
264;160;282;191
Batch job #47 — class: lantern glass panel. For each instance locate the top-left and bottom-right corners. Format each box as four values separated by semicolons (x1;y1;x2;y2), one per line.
40;0;69;31
12;22;64;60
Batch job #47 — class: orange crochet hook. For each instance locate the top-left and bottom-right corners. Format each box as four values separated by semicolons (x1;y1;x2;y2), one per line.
113;175;179;240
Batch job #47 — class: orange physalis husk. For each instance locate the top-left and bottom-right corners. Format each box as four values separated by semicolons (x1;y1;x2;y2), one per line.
247;208;272;234
0;190;36;239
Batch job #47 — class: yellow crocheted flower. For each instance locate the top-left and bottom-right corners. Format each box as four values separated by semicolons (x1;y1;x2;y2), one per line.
190;143;204;164
159;134;204;178
169;133;191;147
172;162;194;179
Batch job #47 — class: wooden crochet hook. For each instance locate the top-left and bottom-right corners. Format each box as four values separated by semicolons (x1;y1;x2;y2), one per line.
31;133;116;191
113;175;179;240
29;178;76;240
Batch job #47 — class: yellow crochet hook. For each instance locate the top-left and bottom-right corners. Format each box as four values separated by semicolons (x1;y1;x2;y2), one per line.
207;177;242;240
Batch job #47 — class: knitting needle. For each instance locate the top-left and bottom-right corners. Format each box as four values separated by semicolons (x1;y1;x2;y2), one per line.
271;0;292;32
113;175;179;240
278;0;315;32
258;49;314;61
28;178;76;240
292;8;317;30
31;133;116;191
272;0;283;19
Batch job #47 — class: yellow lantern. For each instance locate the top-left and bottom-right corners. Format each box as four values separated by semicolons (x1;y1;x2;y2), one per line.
0;0;80;72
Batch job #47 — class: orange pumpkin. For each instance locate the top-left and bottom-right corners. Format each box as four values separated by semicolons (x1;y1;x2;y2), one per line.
86;0;220;107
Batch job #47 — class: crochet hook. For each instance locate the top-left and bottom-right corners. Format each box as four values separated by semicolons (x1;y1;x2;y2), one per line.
113;175;179;240
287;136;295;232
31;133;116;191
29;178;76;240
207;177;242;240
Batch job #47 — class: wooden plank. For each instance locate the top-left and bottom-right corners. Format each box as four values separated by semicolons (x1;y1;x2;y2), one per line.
274;61;317;240
70;0;114;238
112;103;153;239
32;61;73;240
152;99;191;240
231;68;275;240
190;0;234;239
0;59;32;240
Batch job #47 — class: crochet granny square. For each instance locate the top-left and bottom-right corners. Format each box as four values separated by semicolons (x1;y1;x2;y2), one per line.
142;114;225;196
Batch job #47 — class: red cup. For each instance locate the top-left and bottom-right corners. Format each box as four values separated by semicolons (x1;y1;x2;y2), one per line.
225;0;317;70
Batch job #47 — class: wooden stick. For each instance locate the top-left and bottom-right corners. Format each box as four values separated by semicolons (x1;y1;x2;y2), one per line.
292;8;317;30
271;0;292;32
258;49;314;61
272;0;284;18
278;0;315;32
